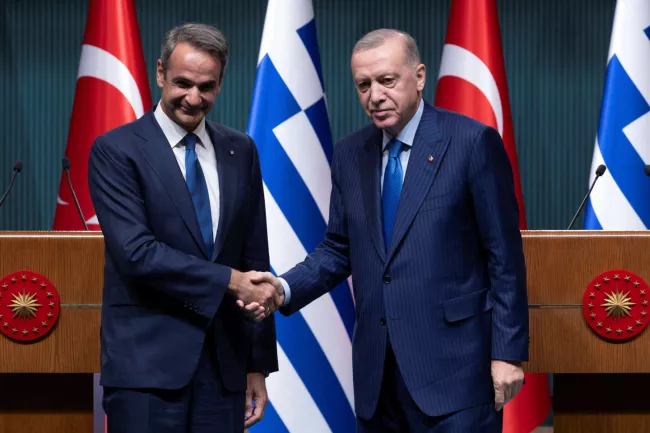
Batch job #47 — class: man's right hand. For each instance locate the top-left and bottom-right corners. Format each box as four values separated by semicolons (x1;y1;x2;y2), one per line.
229;270;282;321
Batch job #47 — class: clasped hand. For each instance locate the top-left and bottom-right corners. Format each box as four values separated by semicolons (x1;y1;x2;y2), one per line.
230;270;284;321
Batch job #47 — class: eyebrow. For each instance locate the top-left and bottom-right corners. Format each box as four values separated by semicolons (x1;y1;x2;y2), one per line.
355;73;397;83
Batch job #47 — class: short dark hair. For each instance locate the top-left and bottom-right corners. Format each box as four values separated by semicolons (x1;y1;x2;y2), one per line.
161;23;228;81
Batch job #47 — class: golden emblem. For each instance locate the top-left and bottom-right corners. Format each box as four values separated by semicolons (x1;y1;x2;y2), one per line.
8;290;42;319
601;289;635;319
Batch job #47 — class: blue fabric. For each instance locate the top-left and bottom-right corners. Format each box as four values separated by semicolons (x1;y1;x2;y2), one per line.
382;139;404;249
103;343;246;433
356;344;502;432
184;133;213;258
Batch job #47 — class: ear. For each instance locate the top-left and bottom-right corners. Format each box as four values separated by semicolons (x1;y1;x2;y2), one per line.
415;63;426;92
156;59;164;88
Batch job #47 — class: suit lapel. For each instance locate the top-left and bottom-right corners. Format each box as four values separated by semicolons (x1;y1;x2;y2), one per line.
135;111;208;258
359;128;386;262
386;106;450;261
208;123;239;261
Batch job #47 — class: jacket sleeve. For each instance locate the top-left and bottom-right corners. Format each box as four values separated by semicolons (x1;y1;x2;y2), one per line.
280;143;352;315
467;126;529;362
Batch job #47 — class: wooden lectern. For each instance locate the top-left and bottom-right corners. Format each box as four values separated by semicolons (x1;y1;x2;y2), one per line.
1;230;650;432
524;230;650;433
0;232;103;433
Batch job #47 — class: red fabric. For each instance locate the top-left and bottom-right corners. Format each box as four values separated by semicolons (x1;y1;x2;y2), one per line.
52;0;151;230
435;0;525;228
434;1;551;432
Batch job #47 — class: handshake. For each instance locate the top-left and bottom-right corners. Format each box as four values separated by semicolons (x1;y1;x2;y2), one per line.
229;269;285;321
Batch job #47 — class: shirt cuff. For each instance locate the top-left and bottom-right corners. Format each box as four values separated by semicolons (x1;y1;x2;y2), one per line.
278;277;291;305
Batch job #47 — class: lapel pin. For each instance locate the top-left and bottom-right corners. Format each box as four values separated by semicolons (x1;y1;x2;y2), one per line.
229;150;235;155
428;155;434;163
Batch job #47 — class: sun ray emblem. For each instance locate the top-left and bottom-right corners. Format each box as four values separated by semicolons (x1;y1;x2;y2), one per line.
584;271;650;341
0;271;60;342
600;288;635;320
8;290;42;320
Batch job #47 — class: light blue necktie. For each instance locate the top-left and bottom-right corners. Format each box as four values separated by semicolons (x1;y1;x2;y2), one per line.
184;133;213;258
382;138;404;250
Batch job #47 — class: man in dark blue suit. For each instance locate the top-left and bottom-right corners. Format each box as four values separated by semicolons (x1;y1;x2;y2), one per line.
88;23;281;433
246;29;528;432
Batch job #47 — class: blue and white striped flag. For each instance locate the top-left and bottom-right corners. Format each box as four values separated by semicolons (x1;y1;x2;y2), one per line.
584;0;650;229
247;0;356;431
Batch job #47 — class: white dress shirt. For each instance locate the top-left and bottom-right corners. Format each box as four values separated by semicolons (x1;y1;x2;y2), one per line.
280;99;425;305
153;104;220;242
380;98;424;193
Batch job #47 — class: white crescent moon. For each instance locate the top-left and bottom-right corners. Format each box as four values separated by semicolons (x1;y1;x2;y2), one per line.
438;44;504;136
77;44;145;118
66;44;146;228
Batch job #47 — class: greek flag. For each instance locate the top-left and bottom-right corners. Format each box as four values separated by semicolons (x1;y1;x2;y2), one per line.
247;0;356;431
584;0;650;229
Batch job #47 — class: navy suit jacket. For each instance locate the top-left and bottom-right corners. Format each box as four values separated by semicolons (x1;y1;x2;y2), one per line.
88;110;278;393
281;102;528;419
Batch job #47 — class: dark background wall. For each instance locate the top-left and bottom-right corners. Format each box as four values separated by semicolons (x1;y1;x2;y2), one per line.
0;0;616;230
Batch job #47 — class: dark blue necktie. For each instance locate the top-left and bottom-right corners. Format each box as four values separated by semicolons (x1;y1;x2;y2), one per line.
184;133;213;258
382;138;404;249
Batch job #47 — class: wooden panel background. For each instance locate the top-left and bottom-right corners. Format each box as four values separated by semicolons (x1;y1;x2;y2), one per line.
0;232;104;304
0;232;103;373
523;231;650;305
521;231;650;373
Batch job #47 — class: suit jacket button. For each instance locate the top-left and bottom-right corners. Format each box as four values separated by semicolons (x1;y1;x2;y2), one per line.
383;275;391;284
380;317;386;326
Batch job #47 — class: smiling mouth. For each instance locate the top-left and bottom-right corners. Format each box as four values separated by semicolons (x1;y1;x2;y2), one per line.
180;106;201;115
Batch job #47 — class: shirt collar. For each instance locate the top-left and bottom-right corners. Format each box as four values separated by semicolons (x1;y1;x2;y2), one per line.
153;101;209;148
382;98;424;152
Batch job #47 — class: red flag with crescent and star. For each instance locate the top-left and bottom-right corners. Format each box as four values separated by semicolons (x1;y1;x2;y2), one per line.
52;0;151;231
434;1;551;432
51;2;151;432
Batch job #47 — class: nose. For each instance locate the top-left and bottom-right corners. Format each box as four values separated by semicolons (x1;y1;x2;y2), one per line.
185;87;201;107
368;82;385;106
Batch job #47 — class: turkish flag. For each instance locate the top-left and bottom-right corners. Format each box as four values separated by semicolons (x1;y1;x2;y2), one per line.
52;0;151;230
434;1;551;432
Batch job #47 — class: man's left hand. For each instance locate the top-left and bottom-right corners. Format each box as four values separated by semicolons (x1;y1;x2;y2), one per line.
491;360;524;411
245;372;268;427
